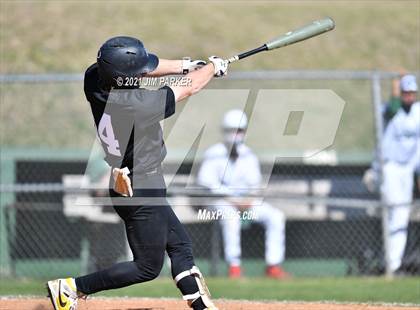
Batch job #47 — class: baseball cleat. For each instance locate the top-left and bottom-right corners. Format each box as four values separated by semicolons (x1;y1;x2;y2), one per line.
266;265;291;279
228;265;242;278
46;278;78;310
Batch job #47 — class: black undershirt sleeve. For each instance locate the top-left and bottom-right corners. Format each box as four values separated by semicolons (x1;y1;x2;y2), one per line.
160;86;176;119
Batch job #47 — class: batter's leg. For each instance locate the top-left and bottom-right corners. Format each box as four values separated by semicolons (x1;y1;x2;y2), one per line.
166;206;218;310
75;203;168;294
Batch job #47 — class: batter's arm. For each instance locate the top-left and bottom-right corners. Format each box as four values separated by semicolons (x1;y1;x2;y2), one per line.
169;64;215;102
145;58;207;77
144;59;183;77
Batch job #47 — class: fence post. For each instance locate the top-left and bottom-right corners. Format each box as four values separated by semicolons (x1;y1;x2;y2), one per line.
371;72;392;278
0;153;15;277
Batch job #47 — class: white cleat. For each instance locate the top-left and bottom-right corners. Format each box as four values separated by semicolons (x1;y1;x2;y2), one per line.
46;278;78;310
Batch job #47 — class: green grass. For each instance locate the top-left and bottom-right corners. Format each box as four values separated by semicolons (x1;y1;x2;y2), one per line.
1;277;419;304
1;1;419;73
0;1;418;153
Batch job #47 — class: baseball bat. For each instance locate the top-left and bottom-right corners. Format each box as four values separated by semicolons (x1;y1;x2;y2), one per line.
225;17;335;63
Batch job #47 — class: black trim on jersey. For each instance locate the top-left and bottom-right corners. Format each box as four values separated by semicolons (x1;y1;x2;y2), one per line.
161;86;176;119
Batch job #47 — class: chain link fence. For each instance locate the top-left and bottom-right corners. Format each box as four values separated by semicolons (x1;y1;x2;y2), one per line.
1;71;419;279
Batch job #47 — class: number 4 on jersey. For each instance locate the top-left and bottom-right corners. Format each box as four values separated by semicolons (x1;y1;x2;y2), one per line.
98;113;121;156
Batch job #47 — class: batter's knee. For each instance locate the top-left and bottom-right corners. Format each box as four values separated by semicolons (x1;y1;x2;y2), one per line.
133;247;165;281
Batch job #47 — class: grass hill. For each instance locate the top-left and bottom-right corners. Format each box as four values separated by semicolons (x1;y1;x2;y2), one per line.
0;1;419;158
1;1;419;73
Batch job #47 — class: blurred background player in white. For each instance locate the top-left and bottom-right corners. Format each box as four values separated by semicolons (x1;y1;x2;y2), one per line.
381;74;420;273
197;110;289;279
384;70;410;124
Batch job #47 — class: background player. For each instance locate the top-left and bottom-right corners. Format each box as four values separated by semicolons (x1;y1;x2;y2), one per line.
381;74;419;273
197;110;289;279
46;36;229;310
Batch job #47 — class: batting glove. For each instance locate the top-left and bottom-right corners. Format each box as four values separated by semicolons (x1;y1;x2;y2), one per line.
208;56;228;77
182;57;207;74
112;167;133;197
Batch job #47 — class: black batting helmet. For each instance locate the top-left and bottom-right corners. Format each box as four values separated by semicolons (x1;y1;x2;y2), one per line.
97;36;159;88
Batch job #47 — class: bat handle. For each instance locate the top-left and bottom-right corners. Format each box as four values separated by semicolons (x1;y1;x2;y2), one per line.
226;55;239;63
225;45;267;64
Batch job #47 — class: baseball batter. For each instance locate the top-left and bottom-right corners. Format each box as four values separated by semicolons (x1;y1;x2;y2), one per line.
381;74;419;273
46;36;228;310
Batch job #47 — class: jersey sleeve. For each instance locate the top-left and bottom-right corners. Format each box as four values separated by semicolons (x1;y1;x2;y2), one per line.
160;86;176;118
84;63;109;127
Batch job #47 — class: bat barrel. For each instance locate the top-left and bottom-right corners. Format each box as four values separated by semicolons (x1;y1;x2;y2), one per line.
266;17;335;50
225;17;335;64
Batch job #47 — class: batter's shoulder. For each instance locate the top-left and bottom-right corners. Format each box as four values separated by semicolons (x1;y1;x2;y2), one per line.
84;63;100;95
84;63;98;82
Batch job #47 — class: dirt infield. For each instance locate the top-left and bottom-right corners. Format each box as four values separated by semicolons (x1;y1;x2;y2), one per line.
1;298;418;310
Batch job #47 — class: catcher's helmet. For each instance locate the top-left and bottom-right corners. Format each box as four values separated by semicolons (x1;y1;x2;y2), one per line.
97;36;159;88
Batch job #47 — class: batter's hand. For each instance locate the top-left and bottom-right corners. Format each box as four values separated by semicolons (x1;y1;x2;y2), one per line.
112;167;133;197
208;56;228;77
182;57;206;74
